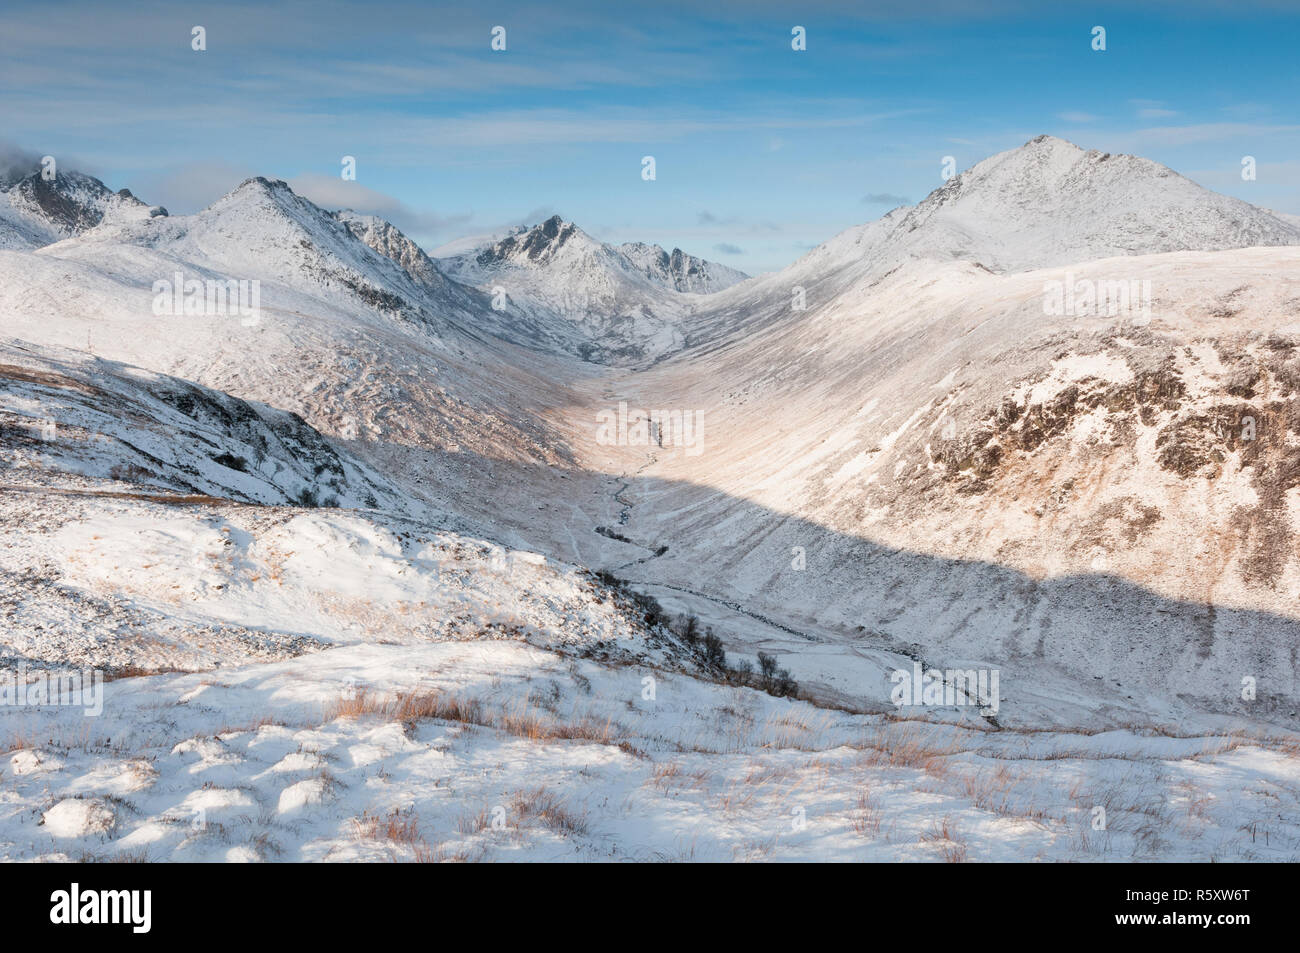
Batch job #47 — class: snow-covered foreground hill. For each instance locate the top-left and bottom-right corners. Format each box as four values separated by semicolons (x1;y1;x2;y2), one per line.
3;483;1298;862
8;634;1300;862
3;135;1300;861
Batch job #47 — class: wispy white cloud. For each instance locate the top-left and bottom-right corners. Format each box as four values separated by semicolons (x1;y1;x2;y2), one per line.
1126;122;1300;146
862;192;909;205
287;174;473;238
1130;99;1178;119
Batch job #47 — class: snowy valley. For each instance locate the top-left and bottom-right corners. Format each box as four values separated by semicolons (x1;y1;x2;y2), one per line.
2;136;1299;862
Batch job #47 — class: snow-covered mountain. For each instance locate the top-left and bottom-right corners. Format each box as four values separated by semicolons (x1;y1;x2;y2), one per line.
61;175;484;333
439;215;685;364
440;216;743;365
894;134;1300;270
0;172;587;545
331;208;486;317
1;168;739;368
684;135;1300;347
596;140;1300;723
0;341;413;511
617;241;748;294
615;244;1300;717
0;168;166;250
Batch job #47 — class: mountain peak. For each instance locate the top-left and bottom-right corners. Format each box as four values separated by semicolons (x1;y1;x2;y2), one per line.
0;167;165;248
234;175;292;194
1024;133;1082;150
331;207;466;297
617;241;748;294
208;176;331;226
882;134;1300;271
475;214;590;267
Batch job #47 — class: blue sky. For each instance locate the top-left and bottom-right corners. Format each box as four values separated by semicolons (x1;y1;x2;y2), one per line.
2;0;1297;274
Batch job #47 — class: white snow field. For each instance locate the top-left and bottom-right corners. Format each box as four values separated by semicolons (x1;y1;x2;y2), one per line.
2;136;1300;861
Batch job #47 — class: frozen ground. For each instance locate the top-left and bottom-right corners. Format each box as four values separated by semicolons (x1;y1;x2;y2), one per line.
2;483;1299;862
6;574;1300;861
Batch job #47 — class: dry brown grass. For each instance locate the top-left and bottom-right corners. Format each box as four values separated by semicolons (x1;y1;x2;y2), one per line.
617;741;650;759
716;781;759;814
394;692;484;724
650;761;683;788
327;689;621;751
1;720;120;757
758;710;834;750
497;701;614;744
412;841;473;863
856;722;963;773
920;815;969;862
353;807;422;844
74;848;153;863
244;831;282;859
851;788;882;837
510;786;588;836
1174;780;1214;822
0;730;35;755
329;691;379;720
957;764;1061;825
328;688;483;727
102;665;193;682
456;806;492;835
215;715;288;737
744;762;796;786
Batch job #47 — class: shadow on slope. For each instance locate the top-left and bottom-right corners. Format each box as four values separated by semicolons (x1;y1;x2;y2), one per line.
383;442;1300;731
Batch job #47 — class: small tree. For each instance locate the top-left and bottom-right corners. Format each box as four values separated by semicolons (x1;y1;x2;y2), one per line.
700;628;726;670
773;667;798;698
730;657;754;685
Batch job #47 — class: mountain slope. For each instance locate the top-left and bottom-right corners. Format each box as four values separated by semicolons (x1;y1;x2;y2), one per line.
534;137;1300;723
617;242;748;294
683;135;1300;347
894;134;1300;270
61;176;481;333
0;341;414;512
0;169;166;250
597;246;1300;722
331;209;486;317
439;216;685;364
0;175;593;548
441;216;748;365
